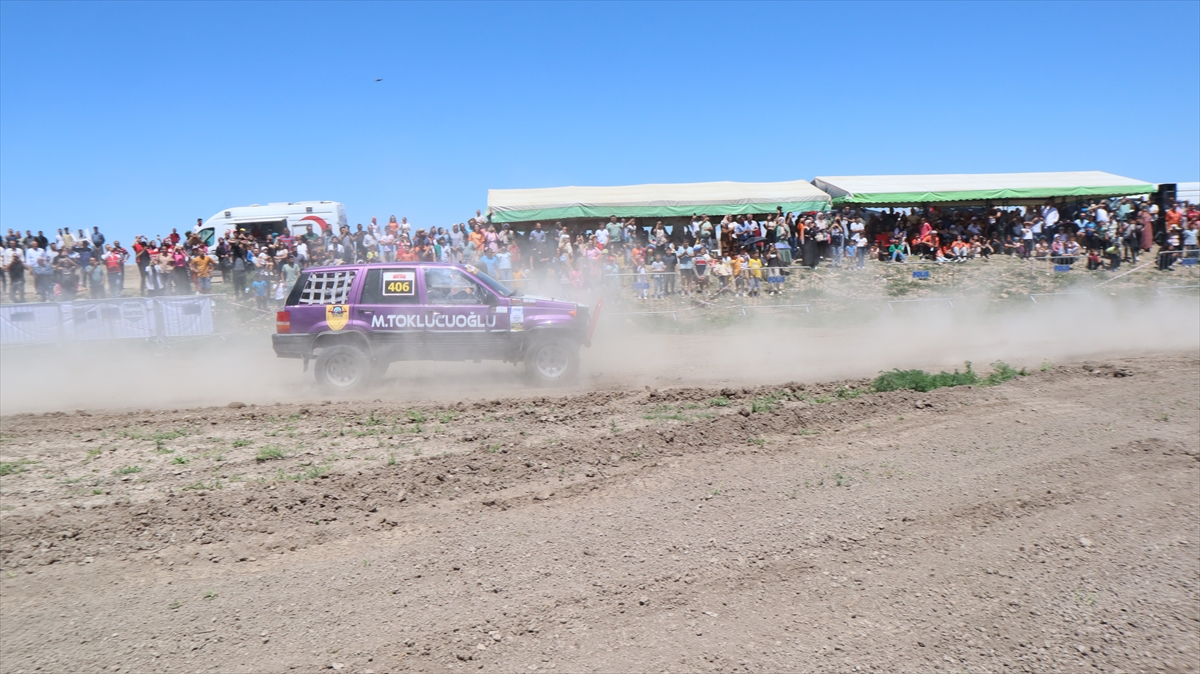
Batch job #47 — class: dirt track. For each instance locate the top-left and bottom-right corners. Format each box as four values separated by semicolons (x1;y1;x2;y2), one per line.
1;354;1198;673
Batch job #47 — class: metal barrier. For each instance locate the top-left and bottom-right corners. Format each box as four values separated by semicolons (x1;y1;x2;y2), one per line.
886;297;955;309
157;296;215;337
1029;292;1093;304
0;296;214;346
65;298;158;341
0;303;64;344
1155;284;1200;296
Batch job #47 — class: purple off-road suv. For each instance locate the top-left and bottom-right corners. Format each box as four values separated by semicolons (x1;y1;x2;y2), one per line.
272;262;600;393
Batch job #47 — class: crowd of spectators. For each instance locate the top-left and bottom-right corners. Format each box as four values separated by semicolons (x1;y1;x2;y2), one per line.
2;197;1196;305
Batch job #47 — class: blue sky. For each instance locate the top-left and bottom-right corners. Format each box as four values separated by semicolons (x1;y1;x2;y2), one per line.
2;1;1198;245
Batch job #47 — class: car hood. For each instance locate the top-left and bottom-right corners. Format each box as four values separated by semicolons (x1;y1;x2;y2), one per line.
513;295;577;311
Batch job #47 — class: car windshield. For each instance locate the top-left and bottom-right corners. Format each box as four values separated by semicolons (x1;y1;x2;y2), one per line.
472;268;519;297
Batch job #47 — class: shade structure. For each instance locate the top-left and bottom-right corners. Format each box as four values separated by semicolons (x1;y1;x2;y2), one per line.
811;171;1156;206
487;180;831;223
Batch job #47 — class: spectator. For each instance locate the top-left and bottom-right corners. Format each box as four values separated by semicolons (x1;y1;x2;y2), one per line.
7;250;26;302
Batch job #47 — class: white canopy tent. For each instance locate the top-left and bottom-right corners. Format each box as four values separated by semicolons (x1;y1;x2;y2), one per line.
487;180;831;223
811;171;1156;206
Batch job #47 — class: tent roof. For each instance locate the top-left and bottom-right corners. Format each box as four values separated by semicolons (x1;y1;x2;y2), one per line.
487;179;830;223
811;171;1156;206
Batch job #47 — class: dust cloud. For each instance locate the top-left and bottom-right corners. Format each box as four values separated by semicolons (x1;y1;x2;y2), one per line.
1;295;1197;416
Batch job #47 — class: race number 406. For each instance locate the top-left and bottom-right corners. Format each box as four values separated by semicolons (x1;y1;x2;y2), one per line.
383;271;415;296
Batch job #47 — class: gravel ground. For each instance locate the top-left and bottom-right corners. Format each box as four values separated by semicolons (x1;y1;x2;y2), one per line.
1;353;1197;674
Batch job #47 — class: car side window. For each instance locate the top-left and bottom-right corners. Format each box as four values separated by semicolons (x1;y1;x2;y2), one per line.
296;270;357;305
361;268;419;305
424;268;486;305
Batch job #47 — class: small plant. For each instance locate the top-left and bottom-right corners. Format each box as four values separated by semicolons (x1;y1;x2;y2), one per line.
171;456;189;465
643;405;687;421
91;488;105;495
748;437;766;446
203;591;217;600
154;442;174;454
183;480;222;490
255;446;285;463
610;420;620;433
407;410;427;424
232;438;252;448
437;411;458;424
1040;359;1053;372
413;448;422;457
708;396;729;407
362;559;371;567
114;465;143;476
387;453;397;466
169;600;182;610
834;472;850;487
834;386;863;400
487;443;500;453
981;361;1026;386
750;397;775;414
298;465;329;480
0;459;34;476
1073;589;1097;606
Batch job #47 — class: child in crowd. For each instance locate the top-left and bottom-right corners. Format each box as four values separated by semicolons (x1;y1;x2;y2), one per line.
251;274;268;310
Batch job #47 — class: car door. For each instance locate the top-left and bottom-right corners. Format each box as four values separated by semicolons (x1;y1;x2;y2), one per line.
421;266;509;360
355;267;425;361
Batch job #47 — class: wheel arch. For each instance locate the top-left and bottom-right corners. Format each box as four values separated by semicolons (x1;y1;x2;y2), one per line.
313;330;372;356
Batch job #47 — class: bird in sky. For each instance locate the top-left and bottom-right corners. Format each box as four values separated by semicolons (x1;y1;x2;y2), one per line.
375;78;382;82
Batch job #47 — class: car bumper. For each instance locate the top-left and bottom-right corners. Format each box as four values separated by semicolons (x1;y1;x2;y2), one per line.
272;333;315;359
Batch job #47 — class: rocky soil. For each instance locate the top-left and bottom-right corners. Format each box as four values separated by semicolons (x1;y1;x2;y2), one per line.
1;354;1197;673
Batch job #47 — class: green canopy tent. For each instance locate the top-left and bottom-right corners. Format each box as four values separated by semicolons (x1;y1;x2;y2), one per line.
811;171;1156;207
487;179;831;224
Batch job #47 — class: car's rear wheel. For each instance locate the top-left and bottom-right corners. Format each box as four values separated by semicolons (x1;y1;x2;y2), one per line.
524;337;579;385
315;344;372;394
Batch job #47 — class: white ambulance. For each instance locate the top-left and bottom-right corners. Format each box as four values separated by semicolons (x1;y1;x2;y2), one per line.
194;201;348;247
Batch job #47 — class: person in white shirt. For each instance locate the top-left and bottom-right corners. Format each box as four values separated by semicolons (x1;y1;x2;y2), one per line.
595;227;609;247
1041;203;1059;233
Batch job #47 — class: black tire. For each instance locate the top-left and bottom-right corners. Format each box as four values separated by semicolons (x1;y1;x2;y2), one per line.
314;344;372;395
524;336;580;386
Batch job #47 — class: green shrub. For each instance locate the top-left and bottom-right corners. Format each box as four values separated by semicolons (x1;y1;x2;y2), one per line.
872;363;978;393
872;361;1026;394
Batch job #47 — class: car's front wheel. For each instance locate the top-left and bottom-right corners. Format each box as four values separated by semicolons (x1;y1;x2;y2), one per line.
314;344;372;394
524;336;579;385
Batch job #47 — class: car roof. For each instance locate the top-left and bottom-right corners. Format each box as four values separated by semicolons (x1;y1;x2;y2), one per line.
303;261;472;273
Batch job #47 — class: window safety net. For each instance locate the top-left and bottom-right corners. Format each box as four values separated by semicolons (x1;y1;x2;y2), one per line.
298;271;356;305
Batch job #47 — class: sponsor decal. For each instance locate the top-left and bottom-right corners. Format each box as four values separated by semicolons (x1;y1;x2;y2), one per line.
510;306;524;332
382;270;415;296
325;304;349;331
369;313;496;329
